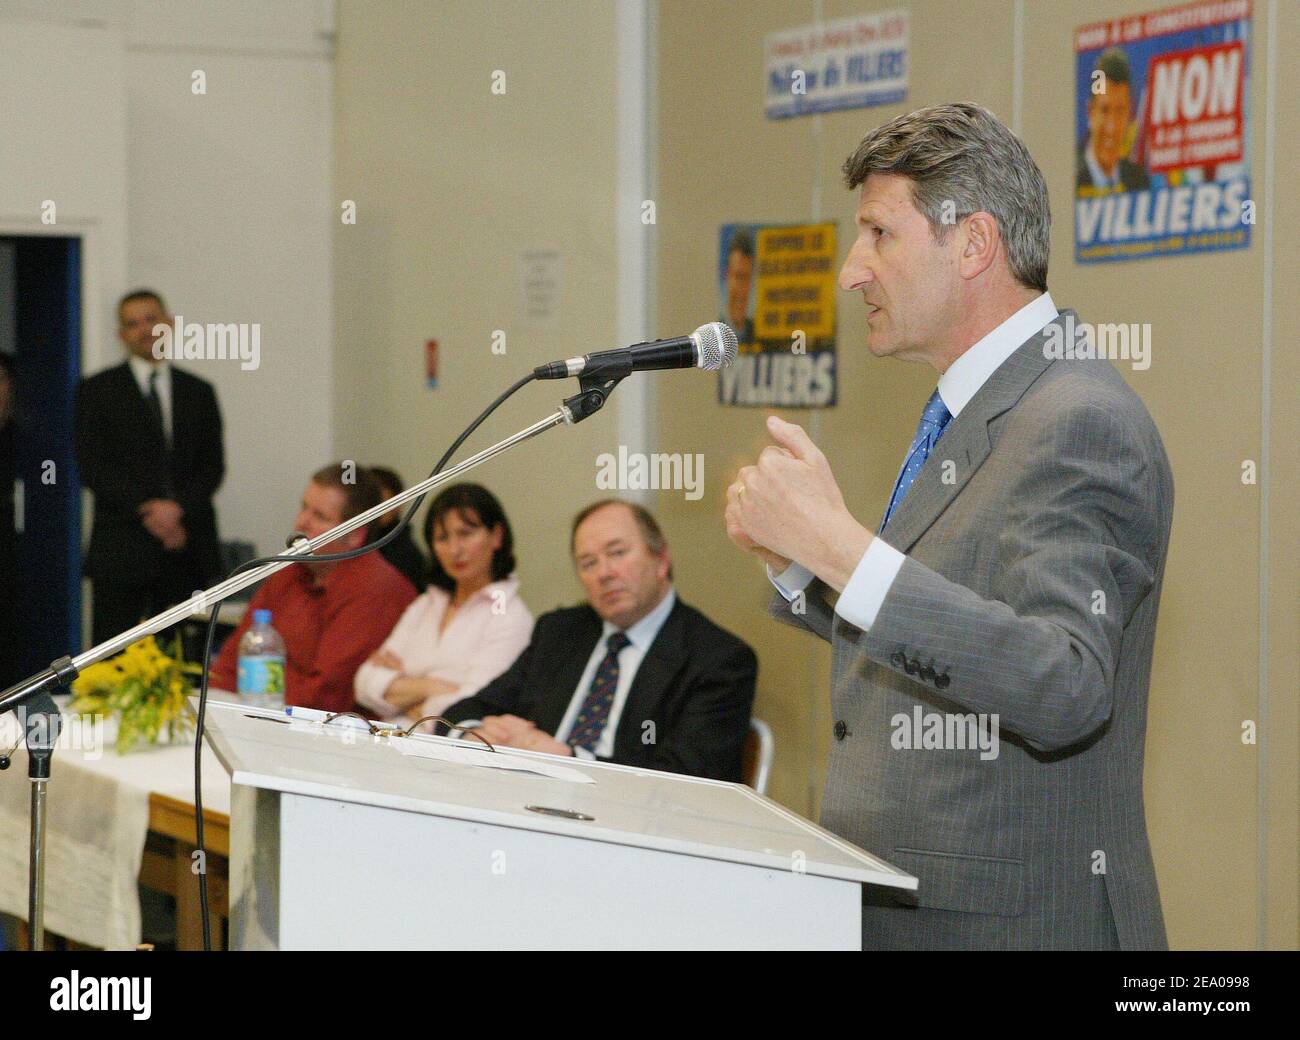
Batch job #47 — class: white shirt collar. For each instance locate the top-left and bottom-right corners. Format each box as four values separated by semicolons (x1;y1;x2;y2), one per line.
601;586;676;652
127;354;168;391
472;574;518;607
429;573;520;611
937;292;1058;418
1084;142;1114;189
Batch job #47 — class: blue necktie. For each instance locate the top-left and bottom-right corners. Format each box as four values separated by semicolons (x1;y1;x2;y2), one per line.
880;389;953;532
567;631;631;753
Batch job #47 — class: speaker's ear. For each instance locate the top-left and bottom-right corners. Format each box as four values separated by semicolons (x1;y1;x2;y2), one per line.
958;211;1000;282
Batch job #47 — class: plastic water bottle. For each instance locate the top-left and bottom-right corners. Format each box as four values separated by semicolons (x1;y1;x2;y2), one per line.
237;609;286;706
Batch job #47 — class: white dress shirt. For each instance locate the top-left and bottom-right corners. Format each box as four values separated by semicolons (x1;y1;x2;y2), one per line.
127;355;172;443
354;575;533;721
1084;143;1116;190
770;292;1059;631
556;587;677;760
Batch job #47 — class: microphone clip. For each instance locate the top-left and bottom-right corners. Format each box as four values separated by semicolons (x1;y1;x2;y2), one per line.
562;362;628;425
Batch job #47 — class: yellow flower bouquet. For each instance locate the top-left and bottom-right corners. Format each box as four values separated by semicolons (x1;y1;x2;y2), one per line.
68;635;200;753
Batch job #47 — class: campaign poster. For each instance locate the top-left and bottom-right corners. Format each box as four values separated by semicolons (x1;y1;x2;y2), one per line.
717;222;836;408
1074;0;1252;263
765;11;908;120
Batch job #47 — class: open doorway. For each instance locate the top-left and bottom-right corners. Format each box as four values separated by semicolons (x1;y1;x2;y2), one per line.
0;235;83;687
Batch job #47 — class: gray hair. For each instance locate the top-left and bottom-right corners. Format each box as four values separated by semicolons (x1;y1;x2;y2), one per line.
842;103;1050;291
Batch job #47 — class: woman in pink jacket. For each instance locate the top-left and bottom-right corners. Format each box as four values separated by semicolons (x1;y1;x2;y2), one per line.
354;483;532;724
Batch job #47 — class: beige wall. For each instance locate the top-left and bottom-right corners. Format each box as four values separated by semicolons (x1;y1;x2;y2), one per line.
1261;0;1298;956
333;0;622;612
655;0;1297;950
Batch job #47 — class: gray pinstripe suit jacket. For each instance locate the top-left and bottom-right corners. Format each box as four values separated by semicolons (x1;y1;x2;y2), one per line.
770;310;1173;950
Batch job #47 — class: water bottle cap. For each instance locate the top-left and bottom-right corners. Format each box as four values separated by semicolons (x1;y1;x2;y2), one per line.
253;609;272;625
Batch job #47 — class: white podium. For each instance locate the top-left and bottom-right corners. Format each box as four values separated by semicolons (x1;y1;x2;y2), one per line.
202;700;916;950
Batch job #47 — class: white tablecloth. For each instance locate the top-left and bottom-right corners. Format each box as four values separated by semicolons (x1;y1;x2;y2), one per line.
0;697;232;950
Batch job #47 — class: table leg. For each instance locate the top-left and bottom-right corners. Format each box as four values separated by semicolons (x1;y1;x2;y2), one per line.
174;843;203;950
172;841;228;950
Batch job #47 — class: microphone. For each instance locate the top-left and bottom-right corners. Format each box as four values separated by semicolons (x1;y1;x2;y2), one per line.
533;322;738;380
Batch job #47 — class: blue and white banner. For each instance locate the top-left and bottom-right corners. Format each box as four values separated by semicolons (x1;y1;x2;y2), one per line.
765;11;908;120
1074;0;1253;263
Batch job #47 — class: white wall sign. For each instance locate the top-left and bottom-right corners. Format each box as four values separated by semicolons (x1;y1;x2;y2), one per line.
765;10;909;120
516;247;563;327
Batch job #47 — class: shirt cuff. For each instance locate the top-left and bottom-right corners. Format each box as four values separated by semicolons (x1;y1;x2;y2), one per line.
354;664;401;716
570;745;595;760
767;562;815;600
832;538;906;632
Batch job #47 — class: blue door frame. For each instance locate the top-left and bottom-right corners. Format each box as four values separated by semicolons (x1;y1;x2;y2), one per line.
3;235;83;683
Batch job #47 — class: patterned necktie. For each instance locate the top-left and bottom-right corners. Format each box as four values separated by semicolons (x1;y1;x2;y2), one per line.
880;389;953;532
567;631;631;754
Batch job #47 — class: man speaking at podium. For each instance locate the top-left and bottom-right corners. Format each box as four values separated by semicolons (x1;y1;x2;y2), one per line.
726;104;1172;950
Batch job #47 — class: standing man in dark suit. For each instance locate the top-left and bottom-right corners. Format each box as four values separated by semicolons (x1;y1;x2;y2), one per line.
76;289;225;645
442;500;756;781
726;104;1172;949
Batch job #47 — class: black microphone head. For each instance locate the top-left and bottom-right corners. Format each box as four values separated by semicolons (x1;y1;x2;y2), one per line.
691;322;738;370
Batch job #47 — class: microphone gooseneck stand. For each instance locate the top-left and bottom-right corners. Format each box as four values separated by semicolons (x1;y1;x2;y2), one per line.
0;689;63;952
0;361;630;951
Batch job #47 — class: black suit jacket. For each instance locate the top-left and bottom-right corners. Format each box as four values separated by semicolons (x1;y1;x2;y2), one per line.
377;523;428;593
1075;143;1151;192
75;361;225;587
443;596;757;781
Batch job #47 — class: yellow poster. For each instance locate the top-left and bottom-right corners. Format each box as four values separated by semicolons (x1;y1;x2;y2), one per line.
717;221;837;407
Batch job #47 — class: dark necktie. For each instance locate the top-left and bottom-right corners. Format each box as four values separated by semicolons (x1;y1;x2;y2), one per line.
145;370;168;447
880;389;953;532
566;631;631;754
144;369;175;497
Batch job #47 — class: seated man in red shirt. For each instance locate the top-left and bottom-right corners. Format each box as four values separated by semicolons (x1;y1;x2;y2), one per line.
209;463;418;712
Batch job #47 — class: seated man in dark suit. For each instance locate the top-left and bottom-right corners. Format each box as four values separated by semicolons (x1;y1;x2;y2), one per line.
441;499;756;781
